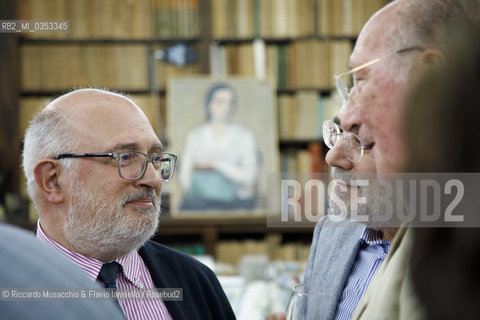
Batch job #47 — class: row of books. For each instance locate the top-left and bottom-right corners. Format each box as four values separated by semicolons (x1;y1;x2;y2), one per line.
153;0;200;38
281;146;330;175
278;91;340;141
215;235;310;266
211;40;352;89
211;0;390;38
21;39;349;92
20;44;199;91
17;0;199;39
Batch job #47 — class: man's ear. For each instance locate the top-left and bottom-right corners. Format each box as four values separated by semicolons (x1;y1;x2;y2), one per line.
33;160;65;204
419;48;445;71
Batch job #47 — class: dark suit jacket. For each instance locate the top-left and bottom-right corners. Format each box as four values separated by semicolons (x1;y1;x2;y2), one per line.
139;240;236;320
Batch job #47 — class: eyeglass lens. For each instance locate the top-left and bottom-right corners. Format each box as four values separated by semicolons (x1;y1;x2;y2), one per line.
323;121;363;162
118;152;176;181
334;75;352;105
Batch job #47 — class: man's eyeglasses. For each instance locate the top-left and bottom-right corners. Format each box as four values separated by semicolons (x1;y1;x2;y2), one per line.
53;151;177;181
323;120;366;162
334;46;425;105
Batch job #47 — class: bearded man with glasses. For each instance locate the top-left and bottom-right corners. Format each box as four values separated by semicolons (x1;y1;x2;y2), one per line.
22;88;236;320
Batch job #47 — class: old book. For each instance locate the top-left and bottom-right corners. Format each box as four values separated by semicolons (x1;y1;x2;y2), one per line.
69;0;94;38
154;0;172;37
294;91;321;140
236;0;254;38
317;0;332;35
297;149;313;173
209;42;228;76
237;43;255;77
287;42;298;88
272;0;288;38
351;0;366;35
330;40;352;86
297;0;315;36
285;0;298;37
331;0;346;35
20;45;40;90
259;0;273;37
211;0;228;37
277;44;288;89
312;40;330;88
265;44;278;84
183;0;200;37
126;44;149;90
308;141;323;172
278;94;296;139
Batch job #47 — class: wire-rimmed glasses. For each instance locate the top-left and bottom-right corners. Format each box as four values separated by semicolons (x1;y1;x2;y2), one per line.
334;46;425;105
323;120;365;162
53;151;177;181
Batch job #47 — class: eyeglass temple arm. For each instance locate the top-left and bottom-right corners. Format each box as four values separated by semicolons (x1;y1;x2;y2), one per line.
334;46;425;79
53;153;113;160
334;58;382;79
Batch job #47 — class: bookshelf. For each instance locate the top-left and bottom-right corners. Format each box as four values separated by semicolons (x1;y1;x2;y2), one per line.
153;217;313;261
2;0;390;264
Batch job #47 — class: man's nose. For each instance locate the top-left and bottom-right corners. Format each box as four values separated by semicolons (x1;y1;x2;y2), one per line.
325;138;353;170
134;161;162;190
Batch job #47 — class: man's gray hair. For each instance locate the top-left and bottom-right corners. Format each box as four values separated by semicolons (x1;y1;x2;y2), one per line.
22;108;77;201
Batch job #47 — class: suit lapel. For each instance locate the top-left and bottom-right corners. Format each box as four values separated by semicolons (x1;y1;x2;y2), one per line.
307;217;365;320
138;241;186;319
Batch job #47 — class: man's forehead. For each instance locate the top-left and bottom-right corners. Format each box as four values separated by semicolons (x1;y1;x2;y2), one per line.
47;89;159;149
350;1;403;67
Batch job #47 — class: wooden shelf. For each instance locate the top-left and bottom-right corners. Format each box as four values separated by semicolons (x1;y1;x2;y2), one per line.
277;88;334;96
20;88;333;98
212;34;357;45
19;37;200;45
20;89;166;97
157;217;314;232
153;217;314;257
279;139;325;149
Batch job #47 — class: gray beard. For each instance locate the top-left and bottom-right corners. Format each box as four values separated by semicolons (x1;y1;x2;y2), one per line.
327;168;395;231
63;178;161;261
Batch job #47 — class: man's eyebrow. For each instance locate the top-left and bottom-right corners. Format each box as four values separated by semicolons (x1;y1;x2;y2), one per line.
109;142;140;151
349;124;360;134
107;142;164;152
333;116;341;125
149;143;164;152
333;116;360;134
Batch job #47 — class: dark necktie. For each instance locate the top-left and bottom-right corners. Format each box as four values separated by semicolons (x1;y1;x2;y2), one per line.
97;261;124;315
98;261;121;289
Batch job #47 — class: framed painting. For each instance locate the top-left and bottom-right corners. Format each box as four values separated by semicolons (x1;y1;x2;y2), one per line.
167;77;279;217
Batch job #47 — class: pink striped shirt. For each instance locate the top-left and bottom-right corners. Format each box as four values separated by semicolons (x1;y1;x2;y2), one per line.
36;222;172;320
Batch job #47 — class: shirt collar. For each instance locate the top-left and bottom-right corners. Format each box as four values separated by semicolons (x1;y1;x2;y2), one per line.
116;250;144;288
360;226;391;246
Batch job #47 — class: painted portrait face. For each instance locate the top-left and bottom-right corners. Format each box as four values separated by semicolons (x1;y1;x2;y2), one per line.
208;88;235;123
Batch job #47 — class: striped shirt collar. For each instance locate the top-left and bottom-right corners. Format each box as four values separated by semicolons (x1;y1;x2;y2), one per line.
360;227;391;252
333;226;392;320
36;221;143;287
